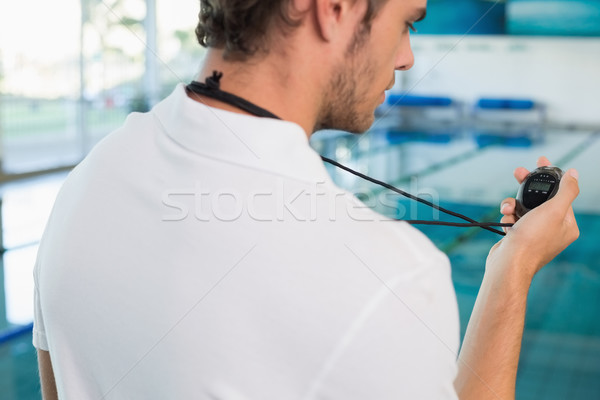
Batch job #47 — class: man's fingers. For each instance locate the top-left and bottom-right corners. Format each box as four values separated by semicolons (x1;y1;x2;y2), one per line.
537;156;552;168
514;167;530;184
500;214;516;233
500;198;516;215
514;156;552;184
550;169;580;211
501;215;516;225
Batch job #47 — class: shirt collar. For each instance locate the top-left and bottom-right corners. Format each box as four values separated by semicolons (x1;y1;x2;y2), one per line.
152;84;332;184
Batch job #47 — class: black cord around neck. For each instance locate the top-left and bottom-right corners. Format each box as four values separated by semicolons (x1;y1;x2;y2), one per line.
187;71;281;120
187;71;512;236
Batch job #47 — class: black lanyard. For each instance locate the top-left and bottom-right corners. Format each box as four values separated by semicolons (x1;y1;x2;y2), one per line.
186;71;511;236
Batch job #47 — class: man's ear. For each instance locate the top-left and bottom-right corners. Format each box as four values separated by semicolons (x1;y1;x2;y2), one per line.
314;0;358;41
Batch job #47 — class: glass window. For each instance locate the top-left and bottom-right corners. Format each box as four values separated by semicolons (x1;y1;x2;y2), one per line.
0;0;84;173
0;0;175;174
156;0;206;95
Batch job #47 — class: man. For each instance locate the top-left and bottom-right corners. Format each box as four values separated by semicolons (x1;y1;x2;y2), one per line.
35;0;580;399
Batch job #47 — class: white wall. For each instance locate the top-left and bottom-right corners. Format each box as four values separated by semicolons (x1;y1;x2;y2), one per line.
398;36;600;128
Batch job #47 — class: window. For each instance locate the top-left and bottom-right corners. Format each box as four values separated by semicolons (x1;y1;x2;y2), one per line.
0;0;204;176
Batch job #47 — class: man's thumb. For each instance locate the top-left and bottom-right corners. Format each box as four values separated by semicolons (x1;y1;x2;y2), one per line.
554;169;580;209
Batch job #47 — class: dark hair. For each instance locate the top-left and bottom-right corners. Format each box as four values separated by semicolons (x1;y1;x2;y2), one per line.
196;0;387;61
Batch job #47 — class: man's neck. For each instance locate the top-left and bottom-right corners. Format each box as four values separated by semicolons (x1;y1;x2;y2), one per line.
190;48;326;138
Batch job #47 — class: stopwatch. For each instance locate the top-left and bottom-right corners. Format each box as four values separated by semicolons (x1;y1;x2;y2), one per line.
515;166;564;218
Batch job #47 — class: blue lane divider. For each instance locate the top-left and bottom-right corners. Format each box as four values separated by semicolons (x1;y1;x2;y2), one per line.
386;130;453;144
0;322;34;345
474;133;533;148
387;94;454;107
477;98;536;110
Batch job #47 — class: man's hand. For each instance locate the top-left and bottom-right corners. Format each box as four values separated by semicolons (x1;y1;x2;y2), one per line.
494;156;580;281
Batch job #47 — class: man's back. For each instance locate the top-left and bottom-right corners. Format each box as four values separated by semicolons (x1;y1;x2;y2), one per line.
33;85;459;399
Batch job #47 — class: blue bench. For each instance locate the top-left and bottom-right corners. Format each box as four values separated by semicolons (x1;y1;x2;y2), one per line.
476;98;536;110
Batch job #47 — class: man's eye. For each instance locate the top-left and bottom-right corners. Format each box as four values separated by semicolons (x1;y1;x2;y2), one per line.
407;22;417;33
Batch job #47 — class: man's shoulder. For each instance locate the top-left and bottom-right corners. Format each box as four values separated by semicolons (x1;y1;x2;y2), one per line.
326;187;446;262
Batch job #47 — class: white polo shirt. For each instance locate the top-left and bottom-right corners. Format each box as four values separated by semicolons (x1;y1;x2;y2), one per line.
33;84;460;399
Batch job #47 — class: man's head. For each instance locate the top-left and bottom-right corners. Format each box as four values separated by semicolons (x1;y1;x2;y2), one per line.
196;0;388;62
195;0;426;134
317;0;426;133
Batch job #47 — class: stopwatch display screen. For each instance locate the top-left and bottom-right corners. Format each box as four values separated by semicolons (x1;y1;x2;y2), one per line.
529;181;552;192
522;174;559;209
515;166;564;218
